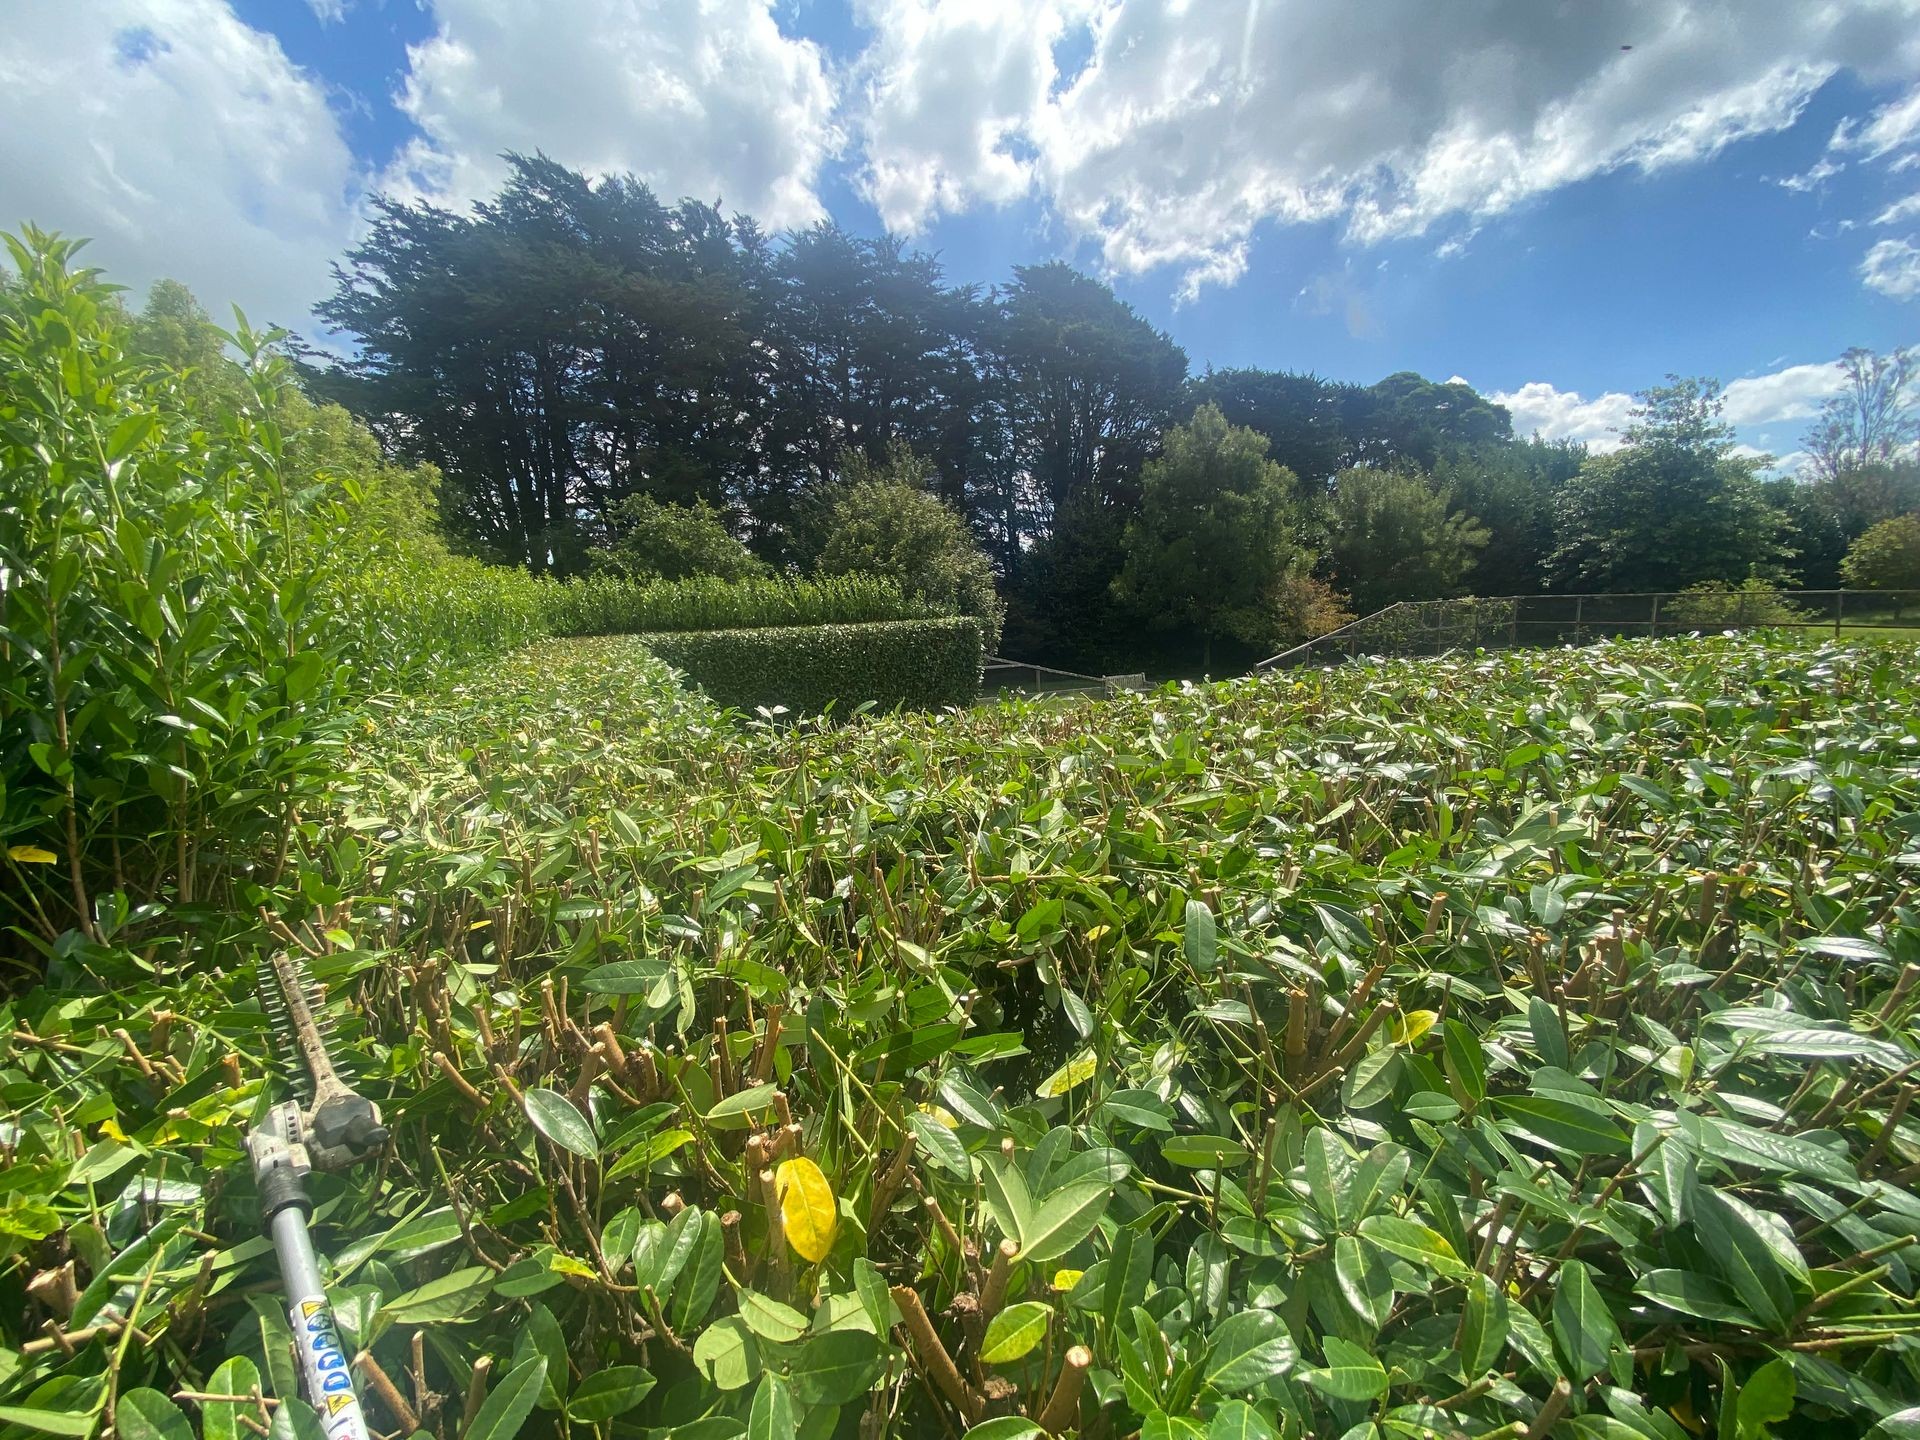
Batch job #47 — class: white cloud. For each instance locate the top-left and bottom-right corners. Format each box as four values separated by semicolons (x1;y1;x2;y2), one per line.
0;1;362;332
1776;155;1844;192
306;0;347;22
853;0;1092;233
1874;192;1920;224
852;0;1920;296
387;0;839;230
1486;381;1634;452
1862;237;1920;297
1833;82;1920;157
1721;361;1847;426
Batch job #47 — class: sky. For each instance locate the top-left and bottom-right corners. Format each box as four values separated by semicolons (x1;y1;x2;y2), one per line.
4;0;1920;471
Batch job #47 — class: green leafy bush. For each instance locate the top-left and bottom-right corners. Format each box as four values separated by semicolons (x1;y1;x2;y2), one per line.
545;572;937;638
1668;577;1810;628
588;493;770;582
0;228;347;952
642;616;982;712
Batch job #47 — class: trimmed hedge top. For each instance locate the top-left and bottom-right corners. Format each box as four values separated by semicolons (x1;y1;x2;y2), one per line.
639;616;982;715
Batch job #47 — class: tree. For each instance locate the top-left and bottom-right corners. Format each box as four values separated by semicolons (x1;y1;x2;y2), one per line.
590;495;769;582
1324;468;1489;616
1434;437;1583;596
1841;512;1920;597
1112;405;1318;662
1805;347;1919;483
811;446;1004;651
1549;377;1787;592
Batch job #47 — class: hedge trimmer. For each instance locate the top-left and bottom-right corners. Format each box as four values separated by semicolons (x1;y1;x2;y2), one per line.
250;951;389;1440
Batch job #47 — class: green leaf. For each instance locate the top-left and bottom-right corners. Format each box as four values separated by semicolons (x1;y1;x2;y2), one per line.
693;1315;761;1391
266;1399;327;1440
524;1087;598;1158
579;959;669;993
790;1331;885;1406
380;1266;494;1324
1343;1049;1401;1109
1208;1400;1277;1440
963;1422;1044;1440
1459;1273;1507;1377
204;1358;263;1440
1736;1357;1795;1437
748;1372;795;1440
980;1301;1052;1364
1203;1309;1298;1391
980;1149;1034;1247
1529;996;1571;1069
1552;1260;1622;1382
853;1257;898;1334
1442;1020;1485;1107
1185;899;1218;973
707;1083;780;1121
1017;1182;1110;1263
1694;1188;1803;1333
1100;1089;1176;1132
1634;1270;1759;1325
1334;1235;1394;1330
1162;1135;1248;1169
1300;1337;1387;1402
738;1288;811;1343
670;1211;724;1331
567;1367;657;1423
1493;1095;1631;1157
1357;1214;1467;1278
463;1357;547;1440
909;1110;971;1176
109;1393;190;1440
0;1409;97;1438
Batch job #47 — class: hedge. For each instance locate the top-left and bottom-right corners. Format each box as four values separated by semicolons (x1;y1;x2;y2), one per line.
547;573;937;637
640;617;982;713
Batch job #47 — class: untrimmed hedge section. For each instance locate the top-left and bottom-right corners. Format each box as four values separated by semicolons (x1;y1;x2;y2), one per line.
641;617;982;713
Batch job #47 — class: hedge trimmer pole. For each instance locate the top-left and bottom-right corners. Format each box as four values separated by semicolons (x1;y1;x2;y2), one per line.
249;951;390;1440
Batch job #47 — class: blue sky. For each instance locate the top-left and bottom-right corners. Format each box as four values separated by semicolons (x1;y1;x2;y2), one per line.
6;1;1920;467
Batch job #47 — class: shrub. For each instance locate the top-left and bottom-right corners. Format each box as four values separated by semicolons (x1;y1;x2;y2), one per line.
1841;510;1920;597
589;493;770;582
546;572;935;637
0;229;346;951
1667;578;1809;628
641;617;982;713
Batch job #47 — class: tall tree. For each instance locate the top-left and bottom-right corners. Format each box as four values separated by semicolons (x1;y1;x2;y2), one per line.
1112;404;1315;663
995;263;1187;538
1804;346;1919;482
1324;468;1489;616
1435;437;1584;596
1549;377;1786;592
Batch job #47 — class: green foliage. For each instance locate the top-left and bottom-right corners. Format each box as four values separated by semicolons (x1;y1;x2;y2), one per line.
546;573;936;638
1666;578;1811;628
1323;466;1488;615
1113;405;1316;650
8;629;1920;1440
1841;511;1920;593
590;494;770;583
0;227;349;951
809;446;1005;653
1551;377;1787;591
641;617;983;713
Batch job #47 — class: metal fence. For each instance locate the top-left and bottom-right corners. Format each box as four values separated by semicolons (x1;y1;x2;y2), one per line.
982;657;1150;698
1256;589;1920;670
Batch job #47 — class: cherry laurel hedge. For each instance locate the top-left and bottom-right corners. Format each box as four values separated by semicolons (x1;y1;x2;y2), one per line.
640;617;984;713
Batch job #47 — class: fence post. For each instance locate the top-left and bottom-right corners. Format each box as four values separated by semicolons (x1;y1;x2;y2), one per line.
1508;603;1518;650
1736;589;1750;630
1835;590;1844;638
1574;595;1584;646
1649;594;1661;639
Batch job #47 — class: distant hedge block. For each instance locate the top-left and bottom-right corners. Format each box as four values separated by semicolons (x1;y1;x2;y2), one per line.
641;617;982;714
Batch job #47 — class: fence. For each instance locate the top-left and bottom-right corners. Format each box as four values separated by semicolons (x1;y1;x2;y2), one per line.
1256;589;1920;670
982;656;1150;698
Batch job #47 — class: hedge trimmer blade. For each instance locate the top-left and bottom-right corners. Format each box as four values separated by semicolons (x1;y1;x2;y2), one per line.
257;949;388;1170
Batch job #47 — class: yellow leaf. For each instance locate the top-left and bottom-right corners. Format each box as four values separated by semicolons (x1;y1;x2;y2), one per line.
98;1118;129;1143
7;845;58;865
1392;1009;1438;1047
916;1103;959;1129
775;1156;838;1264
1051;1269;1084;1292
1036;1051;1097;1098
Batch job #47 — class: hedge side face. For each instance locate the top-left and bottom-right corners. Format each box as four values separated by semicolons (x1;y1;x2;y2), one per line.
640;616;983;713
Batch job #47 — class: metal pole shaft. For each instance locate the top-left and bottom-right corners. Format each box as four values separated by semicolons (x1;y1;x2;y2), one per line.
271;1204;372;1440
